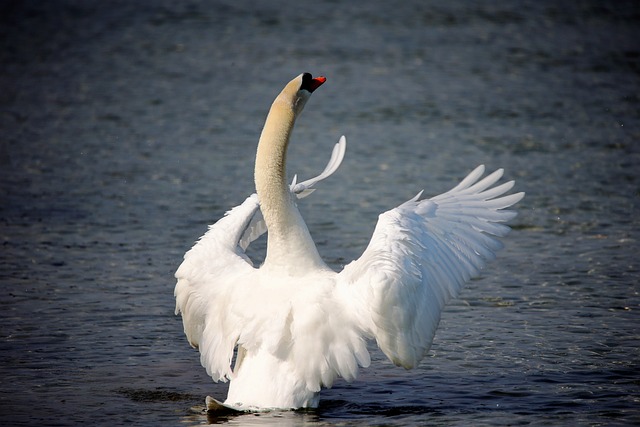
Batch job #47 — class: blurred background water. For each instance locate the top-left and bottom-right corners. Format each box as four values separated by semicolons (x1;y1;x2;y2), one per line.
1;0;639;425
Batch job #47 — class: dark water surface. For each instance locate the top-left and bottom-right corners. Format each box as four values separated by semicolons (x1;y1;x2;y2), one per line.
1;0;639;425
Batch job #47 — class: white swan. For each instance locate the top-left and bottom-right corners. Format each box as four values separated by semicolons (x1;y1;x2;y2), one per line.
174;73;524;412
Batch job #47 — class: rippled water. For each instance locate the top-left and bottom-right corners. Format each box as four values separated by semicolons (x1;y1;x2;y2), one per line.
1;0;639;425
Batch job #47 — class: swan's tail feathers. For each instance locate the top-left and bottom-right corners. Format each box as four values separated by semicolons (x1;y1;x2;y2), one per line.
291;135;346;198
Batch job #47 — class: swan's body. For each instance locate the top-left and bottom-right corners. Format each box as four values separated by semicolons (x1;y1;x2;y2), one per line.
175;73;524;411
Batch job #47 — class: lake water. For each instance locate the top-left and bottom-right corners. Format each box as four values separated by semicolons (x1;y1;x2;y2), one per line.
1;0;639;425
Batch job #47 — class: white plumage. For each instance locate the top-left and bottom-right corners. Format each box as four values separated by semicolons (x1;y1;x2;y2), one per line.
174;73;524;411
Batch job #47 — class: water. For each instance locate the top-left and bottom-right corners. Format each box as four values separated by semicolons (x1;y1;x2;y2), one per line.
1;0;639;425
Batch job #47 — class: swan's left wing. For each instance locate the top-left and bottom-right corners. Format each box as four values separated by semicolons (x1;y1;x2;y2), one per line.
290;135;347;198
336;165;524;369
175;194;260;353
175;136;347;379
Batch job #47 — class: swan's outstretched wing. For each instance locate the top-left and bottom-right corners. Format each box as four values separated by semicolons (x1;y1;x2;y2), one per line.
174;136;347;377
337;165;524;369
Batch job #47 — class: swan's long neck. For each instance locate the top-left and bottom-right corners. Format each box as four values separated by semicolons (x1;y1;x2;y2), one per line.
255;96;325;273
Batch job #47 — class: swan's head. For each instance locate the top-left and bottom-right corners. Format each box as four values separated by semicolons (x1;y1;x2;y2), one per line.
277;72;326;115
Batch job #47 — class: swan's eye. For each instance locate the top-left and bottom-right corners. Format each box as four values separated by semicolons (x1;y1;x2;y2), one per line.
300;73;313;91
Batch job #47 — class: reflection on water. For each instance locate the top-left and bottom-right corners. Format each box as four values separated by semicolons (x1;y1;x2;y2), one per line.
1;0;639;425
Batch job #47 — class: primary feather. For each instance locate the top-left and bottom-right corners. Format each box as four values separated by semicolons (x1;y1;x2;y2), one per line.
337;164;524;369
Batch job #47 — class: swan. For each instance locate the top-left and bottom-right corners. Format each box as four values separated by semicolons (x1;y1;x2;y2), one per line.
174;73;524;412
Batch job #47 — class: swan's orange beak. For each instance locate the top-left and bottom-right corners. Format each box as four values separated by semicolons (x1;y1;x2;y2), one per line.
308;76;326;92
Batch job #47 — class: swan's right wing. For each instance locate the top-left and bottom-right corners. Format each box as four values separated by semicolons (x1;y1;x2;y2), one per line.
337;166;524;369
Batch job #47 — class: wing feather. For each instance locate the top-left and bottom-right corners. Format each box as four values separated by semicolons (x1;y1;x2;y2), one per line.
338;165;524;369
174;137;347;382
174;195;259;353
